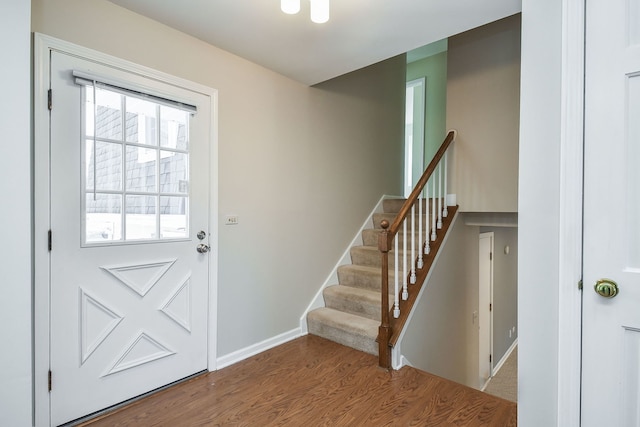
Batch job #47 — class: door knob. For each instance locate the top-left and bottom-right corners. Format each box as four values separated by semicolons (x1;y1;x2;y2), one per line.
594;279;618;298
196;243;210;254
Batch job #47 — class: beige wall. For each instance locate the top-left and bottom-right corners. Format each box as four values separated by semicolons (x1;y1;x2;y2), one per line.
400;214;480;388
447;14;521;212
32;0;405;357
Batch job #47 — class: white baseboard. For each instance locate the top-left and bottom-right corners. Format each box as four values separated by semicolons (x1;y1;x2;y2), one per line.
480;338;518;391
493;338;518;376
215;328;302;369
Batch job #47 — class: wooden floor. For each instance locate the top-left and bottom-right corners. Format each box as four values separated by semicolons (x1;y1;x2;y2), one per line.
79;335;516;426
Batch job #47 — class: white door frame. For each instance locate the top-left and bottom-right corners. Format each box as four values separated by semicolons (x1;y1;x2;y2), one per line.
555;0;585;425
404;77;426;198
33;33;219;426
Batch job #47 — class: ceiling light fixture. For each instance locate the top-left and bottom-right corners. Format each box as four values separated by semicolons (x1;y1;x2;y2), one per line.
281;0;329;23
281;0;300;15
310;0;330;24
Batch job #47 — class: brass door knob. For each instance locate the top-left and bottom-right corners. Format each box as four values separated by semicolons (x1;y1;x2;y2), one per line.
594;279;618;298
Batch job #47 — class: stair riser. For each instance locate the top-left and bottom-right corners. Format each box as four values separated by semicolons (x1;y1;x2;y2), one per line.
307;316;378;356
323;289;393;322
338;267;383;291
350;247;421;269
324;295;381;321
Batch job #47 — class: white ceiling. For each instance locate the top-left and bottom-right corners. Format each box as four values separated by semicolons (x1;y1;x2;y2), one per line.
108;0;521;86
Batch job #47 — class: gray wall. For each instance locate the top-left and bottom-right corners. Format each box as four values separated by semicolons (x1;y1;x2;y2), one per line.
0;1;32;425
447;14;521;212
400;215;480;388
31;0;405;360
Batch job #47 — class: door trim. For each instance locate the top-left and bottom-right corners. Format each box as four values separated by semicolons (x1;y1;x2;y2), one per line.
33;33;219;426
556;0;585;425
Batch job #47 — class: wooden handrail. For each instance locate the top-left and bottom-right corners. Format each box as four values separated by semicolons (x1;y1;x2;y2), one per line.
377;130;456;369
385;130;455;243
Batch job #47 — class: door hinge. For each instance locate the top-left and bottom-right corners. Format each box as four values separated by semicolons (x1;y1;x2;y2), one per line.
578;279;583;290
48;370;52;392
48;89;52;110
48;230;52;251
489;303;492;311
490;252;493;261
489;354;492;363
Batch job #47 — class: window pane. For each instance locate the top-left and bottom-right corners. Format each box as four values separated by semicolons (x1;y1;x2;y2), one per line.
126;146;157;192
85;88;123;140
160;196;188;239
160;151;188;194
86;140;123;192
160;106;188;151
126;97;158;145
125;195;157;240
86;193;122;242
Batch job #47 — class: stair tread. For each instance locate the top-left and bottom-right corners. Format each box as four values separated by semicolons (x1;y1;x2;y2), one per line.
351;245;412;255
324;284;392;302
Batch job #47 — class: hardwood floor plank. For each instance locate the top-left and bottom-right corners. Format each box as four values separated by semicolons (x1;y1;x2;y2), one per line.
78;335;516;426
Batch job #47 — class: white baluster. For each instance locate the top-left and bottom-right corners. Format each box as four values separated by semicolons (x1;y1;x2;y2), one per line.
394;234;400;318
437;162;443;229
443;150;449;218
418;191;424;266
425;183;431;254
402;219;408;300
410;204;416;284
431;176;437;241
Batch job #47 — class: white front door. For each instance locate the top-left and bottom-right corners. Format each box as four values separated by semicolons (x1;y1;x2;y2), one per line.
48;51;211;425
582;0;640;424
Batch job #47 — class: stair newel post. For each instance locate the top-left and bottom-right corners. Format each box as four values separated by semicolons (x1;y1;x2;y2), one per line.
378;220;392;369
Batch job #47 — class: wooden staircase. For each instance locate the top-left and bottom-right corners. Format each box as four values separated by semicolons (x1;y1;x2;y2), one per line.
307;199;457;358
307;131;458;367
307;199;409;356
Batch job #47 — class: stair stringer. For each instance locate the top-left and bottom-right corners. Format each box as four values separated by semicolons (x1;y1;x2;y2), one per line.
299;194;403;334
391;210;461;370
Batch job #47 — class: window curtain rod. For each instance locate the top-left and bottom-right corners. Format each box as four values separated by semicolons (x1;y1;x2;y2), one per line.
72;70;197;114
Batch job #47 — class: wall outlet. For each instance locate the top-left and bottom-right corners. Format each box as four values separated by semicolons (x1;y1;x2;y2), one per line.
225;215;239;225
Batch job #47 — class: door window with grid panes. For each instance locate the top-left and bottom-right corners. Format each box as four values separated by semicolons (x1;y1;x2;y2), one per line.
82;86;191;244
